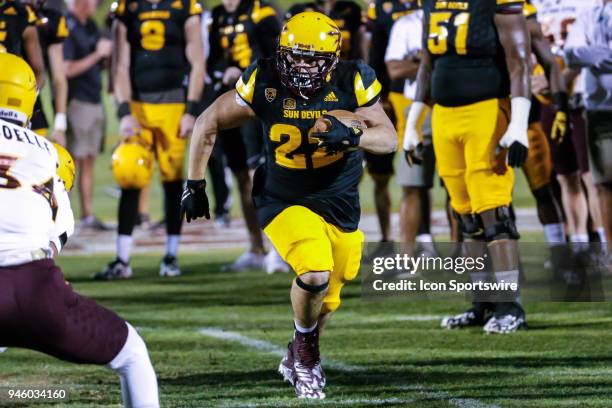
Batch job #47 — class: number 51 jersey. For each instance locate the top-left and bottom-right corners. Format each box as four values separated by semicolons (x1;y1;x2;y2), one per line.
0;119;74;260
235;58;382;232
421;0;525;107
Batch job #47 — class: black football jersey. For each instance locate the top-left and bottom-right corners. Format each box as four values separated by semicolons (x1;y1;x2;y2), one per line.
286;1;363;61
235;58;382;231
421;0;525;106
209;0;279;74
0;0;37;55
115;0;201;98
366;0;418;94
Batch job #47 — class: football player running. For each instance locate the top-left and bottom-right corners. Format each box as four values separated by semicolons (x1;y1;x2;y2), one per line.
0;53;159;408
182;12;396;398
405;0;531;333
97;0;204;279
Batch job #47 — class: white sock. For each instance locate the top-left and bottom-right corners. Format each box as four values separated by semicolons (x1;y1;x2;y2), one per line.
570;233;589;253
165;235;180;258
107;323;159;408
543;223;565;246
596;227;607;243
416;233;433;243
117;235;133;264
294;321;317;334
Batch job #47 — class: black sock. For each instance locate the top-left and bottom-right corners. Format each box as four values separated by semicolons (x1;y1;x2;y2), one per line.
118;189;140;236
164;180;183;235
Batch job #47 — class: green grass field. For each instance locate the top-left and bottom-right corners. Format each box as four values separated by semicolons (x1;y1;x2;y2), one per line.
1;252;611;407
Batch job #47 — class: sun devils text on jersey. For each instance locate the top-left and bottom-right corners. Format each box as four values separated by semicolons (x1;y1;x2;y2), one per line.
235;58;381;231
422;0;524;107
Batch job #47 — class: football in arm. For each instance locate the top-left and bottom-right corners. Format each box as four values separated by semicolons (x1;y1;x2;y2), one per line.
310;110;368;134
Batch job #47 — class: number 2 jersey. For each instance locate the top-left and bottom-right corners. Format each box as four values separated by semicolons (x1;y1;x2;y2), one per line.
115;0;201;100
421;0;525;107
235;58;382;231
0;119;74;260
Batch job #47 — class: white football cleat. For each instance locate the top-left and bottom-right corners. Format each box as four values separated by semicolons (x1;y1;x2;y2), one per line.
0;347;7;353
160;255;181;277
94;259;133;280
265;248;290;274
222;251;265;272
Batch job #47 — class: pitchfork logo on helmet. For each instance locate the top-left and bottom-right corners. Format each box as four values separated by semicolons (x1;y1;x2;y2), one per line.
276;11;342;99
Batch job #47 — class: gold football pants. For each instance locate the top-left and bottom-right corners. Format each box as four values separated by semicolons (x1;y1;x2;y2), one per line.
433;98;514;215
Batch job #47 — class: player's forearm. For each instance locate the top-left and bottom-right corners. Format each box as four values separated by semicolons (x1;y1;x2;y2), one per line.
23;27;45;88
386;57;420;81
358;125;397;154
114;65;132;103
49;46;68;114
64;52;102;78
496;13;531;98
413;58;432;103
187;108;218;180
187;63;205;103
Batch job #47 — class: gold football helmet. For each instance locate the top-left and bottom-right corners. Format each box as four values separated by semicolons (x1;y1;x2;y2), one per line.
277;11;342;98
111;140;154;189
0;53;37;126
53;143;75;191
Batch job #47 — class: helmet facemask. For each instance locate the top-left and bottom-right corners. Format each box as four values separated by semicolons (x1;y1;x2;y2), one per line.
276;45;339;99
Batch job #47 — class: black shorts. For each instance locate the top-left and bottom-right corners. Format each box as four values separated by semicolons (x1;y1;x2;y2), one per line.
0;259;127;365
540;104;589;175
364;151;395;176
31;98;49;132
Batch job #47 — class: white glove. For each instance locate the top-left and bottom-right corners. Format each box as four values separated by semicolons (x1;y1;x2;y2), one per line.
498;97;530;167
403;101;428;166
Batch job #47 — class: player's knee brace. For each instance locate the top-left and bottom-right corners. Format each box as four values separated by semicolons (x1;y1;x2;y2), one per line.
454;212;485;241
482;206;520;242
296;276;329;294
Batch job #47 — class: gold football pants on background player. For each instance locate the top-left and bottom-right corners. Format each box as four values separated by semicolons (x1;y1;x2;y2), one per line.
388;91;412;146
522;121;552;191
264;205;364;314
433;98;514;215
130;102;186;182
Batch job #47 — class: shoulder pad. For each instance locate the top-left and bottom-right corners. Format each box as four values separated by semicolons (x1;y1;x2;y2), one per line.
235;60;260;105
353;60;381;107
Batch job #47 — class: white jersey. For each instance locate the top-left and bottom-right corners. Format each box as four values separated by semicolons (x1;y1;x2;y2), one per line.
384;10;423;100
0;119;74;264
530;0;597;48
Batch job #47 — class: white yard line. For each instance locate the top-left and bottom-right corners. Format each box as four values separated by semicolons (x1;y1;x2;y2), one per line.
216;397;417;407
198;327;501;408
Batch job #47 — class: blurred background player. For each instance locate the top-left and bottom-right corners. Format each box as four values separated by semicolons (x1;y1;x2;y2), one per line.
0;0;45;102
0;53;159;408
564;0;612;245
516;1;569;275
24;0;69;146
385;7;437;255
207;0;281;272
64;0;113;230
182;12;396;398
366;0;419;248
407;0;531;333
96;0;204;279
531;0;605;250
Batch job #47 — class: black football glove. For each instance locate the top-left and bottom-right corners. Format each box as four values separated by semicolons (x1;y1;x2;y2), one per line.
404;143;426;167
180;179;210;222
311;114;363;154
